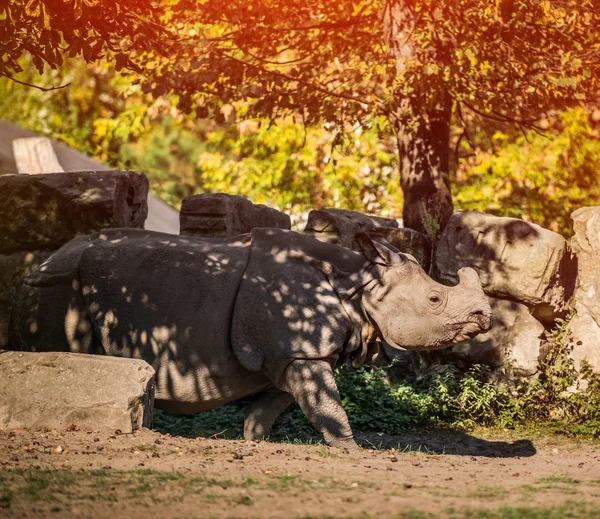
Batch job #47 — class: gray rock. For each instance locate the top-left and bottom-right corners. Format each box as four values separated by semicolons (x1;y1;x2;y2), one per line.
449;298;544;376
435;211;577;323
0;351;155;432
304;209;399;248
180;193;290;237
567;206;600;370
0;171;148;253
0;250;55;348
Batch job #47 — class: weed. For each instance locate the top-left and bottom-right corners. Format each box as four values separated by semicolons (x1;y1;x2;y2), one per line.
135;443;158;452
0;491;12;509
468;486;509;499
232;495;253;506
447;502;597;518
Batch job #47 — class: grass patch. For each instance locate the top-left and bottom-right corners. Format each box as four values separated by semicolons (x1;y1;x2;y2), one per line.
447;502;598;518
537;476;580;485
468;486;509;499
0;468;286;510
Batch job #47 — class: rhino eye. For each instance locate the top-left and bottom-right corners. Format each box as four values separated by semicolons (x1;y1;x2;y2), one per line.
427;291;446;313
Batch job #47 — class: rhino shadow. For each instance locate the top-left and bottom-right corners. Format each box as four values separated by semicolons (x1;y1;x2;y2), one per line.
355;429;537;458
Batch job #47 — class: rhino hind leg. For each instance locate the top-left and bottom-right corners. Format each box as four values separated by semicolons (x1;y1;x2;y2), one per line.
280;360;359;449
9;280;95;354
243;389;294;441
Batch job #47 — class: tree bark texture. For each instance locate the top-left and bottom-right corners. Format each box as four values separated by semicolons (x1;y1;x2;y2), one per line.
382;0;454;237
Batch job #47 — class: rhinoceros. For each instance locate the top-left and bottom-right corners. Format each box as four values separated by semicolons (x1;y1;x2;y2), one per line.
9;228;492;447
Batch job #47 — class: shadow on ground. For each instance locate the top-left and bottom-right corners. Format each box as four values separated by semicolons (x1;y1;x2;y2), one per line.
153;406;536;459
355;429;536;458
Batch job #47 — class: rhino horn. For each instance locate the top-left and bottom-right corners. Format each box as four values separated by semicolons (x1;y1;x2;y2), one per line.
457;267;483;291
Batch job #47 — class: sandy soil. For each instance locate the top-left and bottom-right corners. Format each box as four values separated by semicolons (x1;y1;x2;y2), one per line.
1;426;600;518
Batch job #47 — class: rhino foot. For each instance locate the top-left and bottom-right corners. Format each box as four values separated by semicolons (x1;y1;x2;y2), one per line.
327;438;361;450
281;359;357;449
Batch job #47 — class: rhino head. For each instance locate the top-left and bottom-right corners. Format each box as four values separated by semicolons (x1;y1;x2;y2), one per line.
357;234;492;350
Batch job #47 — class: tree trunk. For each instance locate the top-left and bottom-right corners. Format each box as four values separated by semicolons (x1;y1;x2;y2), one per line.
393;91;453;237
382;0;454;237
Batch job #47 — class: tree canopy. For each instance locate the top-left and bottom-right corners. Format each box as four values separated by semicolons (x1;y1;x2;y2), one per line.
138;1;600;126
1;0;166;88
4;0;600;235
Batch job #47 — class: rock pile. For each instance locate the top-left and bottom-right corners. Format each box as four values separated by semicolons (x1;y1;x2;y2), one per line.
0;171;148;348
3;168;600;385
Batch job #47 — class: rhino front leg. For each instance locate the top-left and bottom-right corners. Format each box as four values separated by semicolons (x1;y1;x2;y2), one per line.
244;389;294;441
281;359;359;449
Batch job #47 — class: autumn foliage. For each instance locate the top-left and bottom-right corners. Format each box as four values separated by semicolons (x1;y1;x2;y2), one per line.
2;1;600;234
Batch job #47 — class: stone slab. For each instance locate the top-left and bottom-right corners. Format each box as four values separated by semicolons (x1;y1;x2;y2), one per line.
180;193;290;237
0;171;149;253
304;209;399;248
0;351;155;433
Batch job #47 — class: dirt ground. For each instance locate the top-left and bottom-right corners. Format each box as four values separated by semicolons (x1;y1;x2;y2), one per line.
1;426;600;518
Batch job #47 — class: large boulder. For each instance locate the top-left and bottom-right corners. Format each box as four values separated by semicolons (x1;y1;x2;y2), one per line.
448;298;545;376
380;297;544;378
0;351;155;432
304;209;399;248
180;193;291;237
0;171;149;253
567;206;600;370
435;211;577;323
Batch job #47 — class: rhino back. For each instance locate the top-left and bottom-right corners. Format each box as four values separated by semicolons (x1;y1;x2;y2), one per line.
13;229;271;409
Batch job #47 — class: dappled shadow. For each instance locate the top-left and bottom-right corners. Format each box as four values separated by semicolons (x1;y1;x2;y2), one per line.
8;227;492;445
152;403;536;459
433;212;578;327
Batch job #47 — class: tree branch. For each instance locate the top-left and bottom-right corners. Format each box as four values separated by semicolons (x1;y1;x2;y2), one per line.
6;76;71;92
219;50;379;108
462;101;545;134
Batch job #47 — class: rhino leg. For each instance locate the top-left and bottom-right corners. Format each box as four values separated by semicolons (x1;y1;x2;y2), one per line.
243;389;294;441
281;360;358;449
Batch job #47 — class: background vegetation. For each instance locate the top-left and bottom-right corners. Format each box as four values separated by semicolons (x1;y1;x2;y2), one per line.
2;57;600;235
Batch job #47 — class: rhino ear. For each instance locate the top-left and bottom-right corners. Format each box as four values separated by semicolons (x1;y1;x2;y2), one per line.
355;232;405;266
